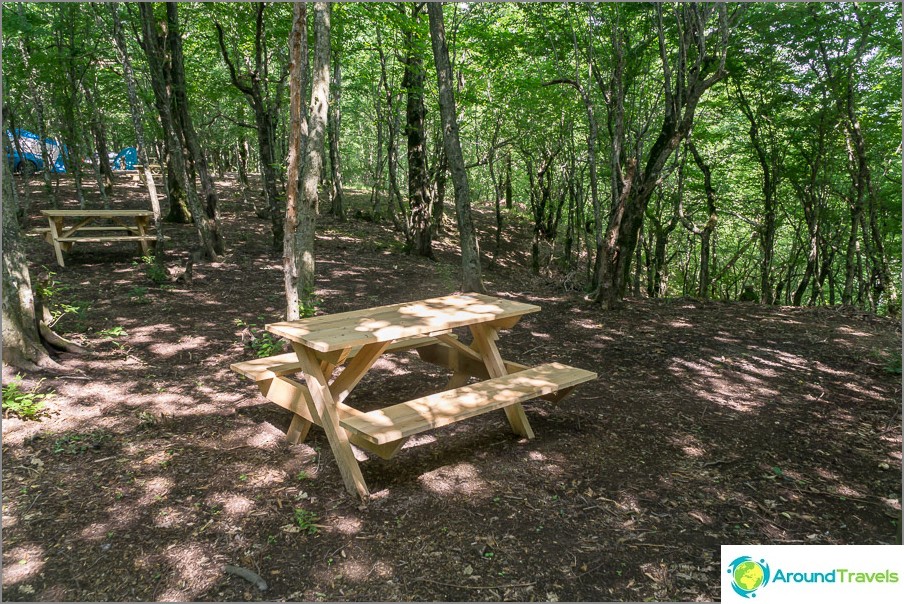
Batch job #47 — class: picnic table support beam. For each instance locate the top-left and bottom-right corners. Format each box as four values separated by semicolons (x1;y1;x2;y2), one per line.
470;323;535;439
293;342;370;500
46;216;66;267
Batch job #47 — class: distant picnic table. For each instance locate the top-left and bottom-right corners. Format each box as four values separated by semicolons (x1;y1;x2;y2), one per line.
232;293;596;498
37;209;158;267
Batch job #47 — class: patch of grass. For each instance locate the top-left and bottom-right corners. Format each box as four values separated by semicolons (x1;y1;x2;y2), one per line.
885;350;901;375
2;375;53;420
293;508;319;535
52;430;110;454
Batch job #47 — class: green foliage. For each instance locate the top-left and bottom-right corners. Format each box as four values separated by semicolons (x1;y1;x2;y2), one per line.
235;318;284;358
52;430;110;454
99;325;127;338
128;286;149;303
292;508;319;535
299;295;320;319
135;255;167;286
2;375;53;420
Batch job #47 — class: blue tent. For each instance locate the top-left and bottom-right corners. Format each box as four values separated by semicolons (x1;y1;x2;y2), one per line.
112;147;139;170
5;129;66;173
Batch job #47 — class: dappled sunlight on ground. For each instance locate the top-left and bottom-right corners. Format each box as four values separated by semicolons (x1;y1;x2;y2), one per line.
2;178;899;601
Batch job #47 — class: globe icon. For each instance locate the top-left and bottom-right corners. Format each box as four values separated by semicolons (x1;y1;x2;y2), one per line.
733;560;765;592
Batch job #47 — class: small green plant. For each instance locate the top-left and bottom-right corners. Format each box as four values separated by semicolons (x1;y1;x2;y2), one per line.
99;325;128;338
885;350;902;375
298;289;321;318
236;319;283;358
296;470;310;481
52;430;110;454
2;376;53;420
267;534;277;545
251;332;280;357
137;255;168;286
293;508;319;535
128;286;149;303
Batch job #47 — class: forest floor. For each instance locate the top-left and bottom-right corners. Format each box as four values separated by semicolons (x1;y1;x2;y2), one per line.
2;173;902;602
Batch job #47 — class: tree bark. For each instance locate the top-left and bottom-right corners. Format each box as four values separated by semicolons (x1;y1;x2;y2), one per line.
328;52;345;220
2;164;57;370
403;4;434;258
139;2;219;260
167;3;224;255
16;4;54;198
427;2;484;293
593;4;735;308
284;2;307;321
296;2;331;308
109;2;164;254
216;4;285;250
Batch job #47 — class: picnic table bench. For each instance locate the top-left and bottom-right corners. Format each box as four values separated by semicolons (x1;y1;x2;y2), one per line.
231;293;596;499
36;209;160;267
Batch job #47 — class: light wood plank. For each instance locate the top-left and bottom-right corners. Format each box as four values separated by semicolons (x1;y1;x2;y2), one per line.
41;209;154;217
340;363;596;445
293;343;370;500
230;334;451;382
266;293;539;352
55;236;157;243
329;341;390;404
471;324;534;439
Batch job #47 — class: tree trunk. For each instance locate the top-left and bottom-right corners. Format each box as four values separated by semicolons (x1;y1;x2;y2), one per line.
284;2;307;321
109;2;164;254
83;85;115;197
167;3;224;255
16;4;54;198
2;166;57;370
328;54;345;220
403;5;434;258
593;4;733;308
296;2;331;308
139;2;219;260
215;5;284;251
427;2;484;293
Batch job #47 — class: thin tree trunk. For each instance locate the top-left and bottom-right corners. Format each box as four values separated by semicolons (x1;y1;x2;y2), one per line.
328;53;345;220
284;2;306;321
16;3;54;198
216;5;283;250
403;4;433;258
139;2;218;260
167;3;224;255
296;2;331;308
109;2;163;254
427;2;484;293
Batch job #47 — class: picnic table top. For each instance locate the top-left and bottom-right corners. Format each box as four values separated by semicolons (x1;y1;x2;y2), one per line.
41;209;154;218
267;293;541;353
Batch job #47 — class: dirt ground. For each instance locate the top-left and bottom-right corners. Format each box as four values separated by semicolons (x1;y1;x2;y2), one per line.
2;173;901;602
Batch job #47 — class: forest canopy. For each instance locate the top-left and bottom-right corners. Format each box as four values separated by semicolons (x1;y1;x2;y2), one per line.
3;2;901;315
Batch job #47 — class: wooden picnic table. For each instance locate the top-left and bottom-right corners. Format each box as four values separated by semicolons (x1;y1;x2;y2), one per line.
231;293;596;499
38;209;158;267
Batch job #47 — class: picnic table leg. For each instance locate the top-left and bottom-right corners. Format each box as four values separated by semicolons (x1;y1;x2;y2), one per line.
47;216;66;267
470;324;535;439
293;342;370;500
286;415;313;444
135;216;150;256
